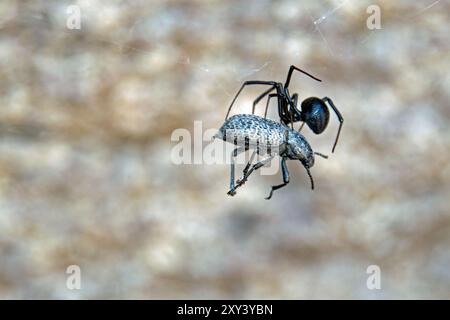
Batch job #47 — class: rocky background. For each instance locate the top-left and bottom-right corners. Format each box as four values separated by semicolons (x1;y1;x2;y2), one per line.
0;0;449;299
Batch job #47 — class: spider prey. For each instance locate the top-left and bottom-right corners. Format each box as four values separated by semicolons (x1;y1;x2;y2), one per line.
225;65;344;153
215;114;328;199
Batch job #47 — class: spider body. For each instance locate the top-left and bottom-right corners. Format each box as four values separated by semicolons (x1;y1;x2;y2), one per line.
216;114;327;199
225;65;344;153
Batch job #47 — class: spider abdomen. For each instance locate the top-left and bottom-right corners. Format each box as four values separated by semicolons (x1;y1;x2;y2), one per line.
301;97;330;134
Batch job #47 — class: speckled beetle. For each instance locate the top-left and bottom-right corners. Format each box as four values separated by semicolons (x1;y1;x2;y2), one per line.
215;114;328;199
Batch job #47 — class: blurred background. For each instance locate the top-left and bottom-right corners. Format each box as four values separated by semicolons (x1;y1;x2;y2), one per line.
0;0;449;299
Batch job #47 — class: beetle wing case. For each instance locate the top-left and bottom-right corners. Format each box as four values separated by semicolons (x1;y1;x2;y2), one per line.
216;114;314;166
216;114;284;150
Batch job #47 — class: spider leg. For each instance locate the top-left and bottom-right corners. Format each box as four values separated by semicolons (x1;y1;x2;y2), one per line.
265;157;290;200
225;81;278;120
227;146;248;196
285;94;296;129
292;92;298;108
252;83;287;119
277;91;301;129
251;86;276;115
273;92;295;127
291;93;303;127
284;65;321;89
298;122;305;132
322;97;344;153
264;93;280;118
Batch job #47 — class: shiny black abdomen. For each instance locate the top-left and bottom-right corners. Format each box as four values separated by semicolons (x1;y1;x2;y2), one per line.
301;97;330;134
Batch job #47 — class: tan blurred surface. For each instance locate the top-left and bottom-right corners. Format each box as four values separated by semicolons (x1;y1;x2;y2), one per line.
0;0;449;299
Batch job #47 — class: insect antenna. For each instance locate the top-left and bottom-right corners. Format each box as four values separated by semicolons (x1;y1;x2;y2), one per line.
314;152;328;159
305;167;314;190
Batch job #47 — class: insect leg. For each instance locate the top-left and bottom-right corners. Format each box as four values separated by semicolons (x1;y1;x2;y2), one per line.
225;81;277;120
227;146;248;196
236;150;257;185
322;97;344;153
234;154;275;189
314;152;328;159
265;157;290;200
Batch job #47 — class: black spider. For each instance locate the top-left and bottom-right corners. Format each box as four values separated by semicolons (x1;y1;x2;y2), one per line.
225;65;344;153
